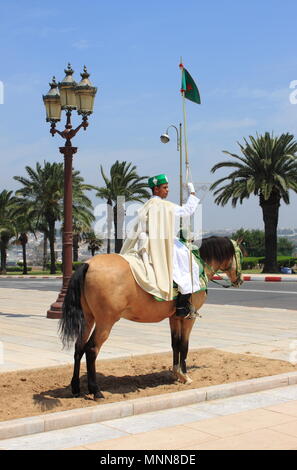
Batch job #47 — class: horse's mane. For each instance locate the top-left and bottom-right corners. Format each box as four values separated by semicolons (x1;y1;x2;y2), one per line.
198;236;235;264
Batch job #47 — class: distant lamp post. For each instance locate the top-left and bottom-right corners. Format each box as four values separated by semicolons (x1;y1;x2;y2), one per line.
43;63;97;319
160;123;183;205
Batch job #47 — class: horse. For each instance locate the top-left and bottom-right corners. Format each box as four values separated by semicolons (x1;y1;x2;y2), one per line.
59;236;243;400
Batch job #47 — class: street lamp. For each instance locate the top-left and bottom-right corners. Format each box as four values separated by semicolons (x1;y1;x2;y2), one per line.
43;63;97;319
160;123;183;206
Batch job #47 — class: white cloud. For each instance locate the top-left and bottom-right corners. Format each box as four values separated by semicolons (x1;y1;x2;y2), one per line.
72;39;91;50
72;39;105;50
190;117;257;132
208;86;288;102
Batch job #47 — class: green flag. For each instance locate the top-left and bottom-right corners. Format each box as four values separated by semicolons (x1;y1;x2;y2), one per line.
181;67;201;104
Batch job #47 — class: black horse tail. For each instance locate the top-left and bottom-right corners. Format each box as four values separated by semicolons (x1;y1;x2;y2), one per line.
59;263;89;348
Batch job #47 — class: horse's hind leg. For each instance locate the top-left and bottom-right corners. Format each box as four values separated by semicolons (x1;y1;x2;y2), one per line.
85;324;113;400
71;316;94;397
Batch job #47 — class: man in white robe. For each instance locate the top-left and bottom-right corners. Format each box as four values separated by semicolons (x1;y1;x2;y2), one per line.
148;174;200;316
120;173;200;317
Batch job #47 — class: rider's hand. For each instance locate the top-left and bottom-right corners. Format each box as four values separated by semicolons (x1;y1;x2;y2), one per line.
187;182;195;194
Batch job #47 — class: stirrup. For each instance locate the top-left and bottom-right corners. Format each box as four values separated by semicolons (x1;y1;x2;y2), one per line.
175;306;191;318
187;304;202;319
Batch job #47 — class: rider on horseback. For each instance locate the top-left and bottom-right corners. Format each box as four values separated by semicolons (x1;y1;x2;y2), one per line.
121;174;200;318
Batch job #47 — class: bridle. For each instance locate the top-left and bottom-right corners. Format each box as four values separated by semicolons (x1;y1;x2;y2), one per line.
200;240;243;289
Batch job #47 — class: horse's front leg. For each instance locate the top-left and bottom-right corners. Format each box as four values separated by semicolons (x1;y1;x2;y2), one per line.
179;318;196;384
169;316;182;381
169;316;196;384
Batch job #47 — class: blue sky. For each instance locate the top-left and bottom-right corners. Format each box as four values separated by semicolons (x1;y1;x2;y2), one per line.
1;0;297;231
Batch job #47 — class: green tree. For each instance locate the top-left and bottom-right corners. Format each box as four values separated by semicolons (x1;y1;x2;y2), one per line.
231;228;265;257
14;162;63;273
62;173;95;262
14;161;94;274
0;190;17;273
277;237;295;256
211;132;297;273
232;228;295;258
12;199;37;274
83;231;104;256
96;161;150;253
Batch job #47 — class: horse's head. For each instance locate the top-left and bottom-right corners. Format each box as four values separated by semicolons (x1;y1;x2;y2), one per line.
220;239;243;287
198;236;243;288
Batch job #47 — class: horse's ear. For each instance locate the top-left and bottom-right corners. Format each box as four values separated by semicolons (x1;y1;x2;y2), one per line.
236;237;248;256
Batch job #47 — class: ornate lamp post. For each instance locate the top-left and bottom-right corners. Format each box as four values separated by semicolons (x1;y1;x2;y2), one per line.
160;123;183;205
43;63;97;319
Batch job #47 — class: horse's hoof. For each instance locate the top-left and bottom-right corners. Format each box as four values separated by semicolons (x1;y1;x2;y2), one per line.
93;391;104;401
172;367;180;381
174;369;192;385
184;376;193;385
71;388;80;397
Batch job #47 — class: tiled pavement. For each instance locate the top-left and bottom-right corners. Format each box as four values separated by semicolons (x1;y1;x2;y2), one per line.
1;285;297;450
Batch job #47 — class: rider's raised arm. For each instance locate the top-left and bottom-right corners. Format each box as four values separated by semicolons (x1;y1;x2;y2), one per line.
174;183;199;217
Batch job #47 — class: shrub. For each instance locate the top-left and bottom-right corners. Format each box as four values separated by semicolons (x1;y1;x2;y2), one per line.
276;256;297;268
5;266;32;272
73;262;85;270
242;257;264;269
46;262;63;271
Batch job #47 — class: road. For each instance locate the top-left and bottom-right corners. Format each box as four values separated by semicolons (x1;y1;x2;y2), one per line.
0;277;296;310
207;281;297;310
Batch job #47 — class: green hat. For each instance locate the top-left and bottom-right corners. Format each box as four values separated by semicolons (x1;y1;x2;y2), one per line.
148;174;168;188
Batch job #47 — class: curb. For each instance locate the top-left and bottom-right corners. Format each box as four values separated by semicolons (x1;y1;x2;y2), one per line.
212;275;297;282
0;276;62;279
1;371;297;441
1;275;296;281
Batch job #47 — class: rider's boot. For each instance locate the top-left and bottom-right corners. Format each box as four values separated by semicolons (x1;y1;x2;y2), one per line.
175;293;192;318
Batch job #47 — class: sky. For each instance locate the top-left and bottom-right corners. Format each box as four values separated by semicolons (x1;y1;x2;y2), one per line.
0;0;297;232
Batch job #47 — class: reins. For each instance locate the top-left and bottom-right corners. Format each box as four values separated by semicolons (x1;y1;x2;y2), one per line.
196;255;233;288
196;240;243;289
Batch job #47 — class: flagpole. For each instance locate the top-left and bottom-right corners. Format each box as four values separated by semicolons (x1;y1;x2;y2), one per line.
179;58;190;185
179;58;194;294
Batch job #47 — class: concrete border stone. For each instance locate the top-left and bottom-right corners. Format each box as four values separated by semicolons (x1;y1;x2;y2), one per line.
1;371;297;441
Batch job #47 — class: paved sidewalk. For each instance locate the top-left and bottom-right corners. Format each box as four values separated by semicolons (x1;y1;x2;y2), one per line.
1;285;297;450
1;385;297;450
69;386;297;451
1;287;297;372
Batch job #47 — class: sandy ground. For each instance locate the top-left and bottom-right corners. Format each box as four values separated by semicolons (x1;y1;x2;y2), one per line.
1;348;297;422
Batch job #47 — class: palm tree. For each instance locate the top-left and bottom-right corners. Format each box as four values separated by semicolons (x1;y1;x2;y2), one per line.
210;132;297;273
83;231;104;256
12;199;37;274
14;162;63;274
0;190;17;273
14;161;95;274
96;161;150;253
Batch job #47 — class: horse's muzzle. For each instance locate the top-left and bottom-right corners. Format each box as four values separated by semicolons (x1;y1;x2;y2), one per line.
232;277;244;288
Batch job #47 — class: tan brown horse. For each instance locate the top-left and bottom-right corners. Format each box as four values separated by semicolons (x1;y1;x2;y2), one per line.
59;236;243;399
